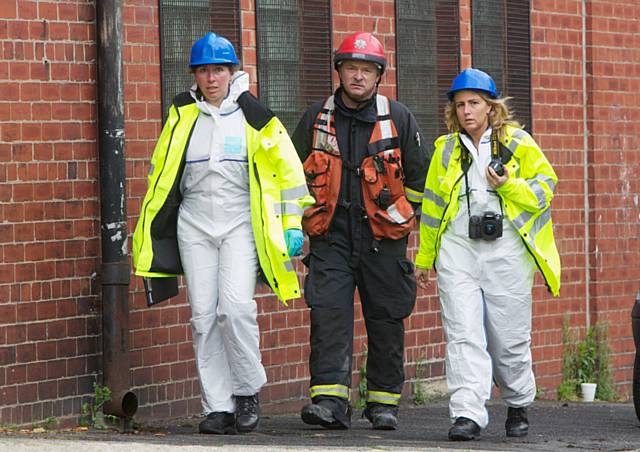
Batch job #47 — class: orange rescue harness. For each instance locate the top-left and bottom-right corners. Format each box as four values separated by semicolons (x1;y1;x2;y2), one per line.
302;95;415;241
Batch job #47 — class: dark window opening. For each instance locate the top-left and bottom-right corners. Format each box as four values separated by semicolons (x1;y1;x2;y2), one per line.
255;0;332;132
159;0;242;120
472;0;532;132
396;0;460;148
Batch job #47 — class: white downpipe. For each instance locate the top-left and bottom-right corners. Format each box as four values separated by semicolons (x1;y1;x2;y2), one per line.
581;0;591;329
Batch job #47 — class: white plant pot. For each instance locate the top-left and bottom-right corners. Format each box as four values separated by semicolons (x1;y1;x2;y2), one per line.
581;382;597;402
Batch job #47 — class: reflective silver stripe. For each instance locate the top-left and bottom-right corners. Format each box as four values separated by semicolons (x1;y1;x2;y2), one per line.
283;259;294;272
512;154;521;178
386;203;410;223
367;391;401;405
309;384;350;399
442;137;455;169
421;213;441;228
274;202;303;217
507;129;527;156
313;127;329;149
530;208;551;238
520;209;551;255
423;188;446;208
512;210;533;230
537;174;556;193
511;128;527;140
506;137;519;154
323;95;335;110
527;179;547;210
404;187;421;204
281;184;309;200
313;132;324;149
313;96;335;149
376;94;390;115
376;95;393;139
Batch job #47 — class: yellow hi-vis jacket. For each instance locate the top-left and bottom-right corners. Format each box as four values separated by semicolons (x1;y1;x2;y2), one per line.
132;91;314;304
415;125;561;296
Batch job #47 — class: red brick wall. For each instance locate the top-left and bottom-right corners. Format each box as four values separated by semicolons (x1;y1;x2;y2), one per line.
124;1;198;421
0;0;100;425
1;0;638;426
528;0;589;394
579;0;640;388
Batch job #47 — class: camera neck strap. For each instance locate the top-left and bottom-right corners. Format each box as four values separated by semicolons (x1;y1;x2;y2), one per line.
459;130;504;218
490;128;500;161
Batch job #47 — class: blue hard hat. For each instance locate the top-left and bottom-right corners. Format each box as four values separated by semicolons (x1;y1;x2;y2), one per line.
190;32;239;67
447;68;498;100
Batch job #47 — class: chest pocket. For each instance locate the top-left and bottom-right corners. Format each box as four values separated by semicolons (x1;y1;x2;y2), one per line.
218;135;247;163
212;133;249;190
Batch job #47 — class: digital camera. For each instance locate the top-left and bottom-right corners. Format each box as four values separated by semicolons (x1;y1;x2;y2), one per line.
488;158;505;177
469;211;503;240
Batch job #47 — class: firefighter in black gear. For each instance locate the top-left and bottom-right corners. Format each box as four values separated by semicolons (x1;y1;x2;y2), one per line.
292;32;430;430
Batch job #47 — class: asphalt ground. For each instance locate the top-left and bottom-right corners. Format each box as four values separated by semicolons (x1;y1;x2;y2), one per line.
1;400;639;451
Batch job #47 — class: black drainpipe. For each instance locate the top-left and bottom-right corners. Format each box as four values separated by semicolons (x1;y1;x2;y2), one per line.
96;0;138;428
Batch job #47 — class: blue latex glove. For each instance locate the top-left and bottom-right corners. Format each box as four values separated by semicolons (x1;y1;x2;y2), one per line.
284;228;304;257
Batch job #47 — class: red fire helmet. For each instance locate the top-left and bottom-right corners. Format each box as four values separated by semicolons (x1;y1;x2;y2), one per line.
334;32;386;73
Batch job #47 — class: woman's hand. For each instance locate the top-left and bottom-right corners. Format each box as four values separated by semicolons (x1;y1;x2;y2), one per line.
486;165;509;189
415;268;431;290
284;228;304;256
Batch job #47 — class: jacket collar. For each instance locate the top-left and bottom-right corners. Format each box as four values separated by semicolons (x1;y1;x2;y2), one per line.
333;87;377;123
190;71;249;117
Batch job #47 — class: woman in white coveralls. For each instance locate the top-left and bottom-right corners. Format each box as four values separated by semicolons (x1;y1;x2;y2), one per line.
414;68;561;441
132;33;313;435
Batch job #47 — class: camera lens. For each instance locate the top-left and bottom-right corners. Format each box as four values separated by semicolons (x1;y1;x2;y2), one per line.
484;223;495;235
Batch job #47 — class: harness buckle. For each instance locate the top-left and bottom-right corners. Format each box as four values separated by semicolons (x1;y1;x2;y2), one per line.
373;154;386;175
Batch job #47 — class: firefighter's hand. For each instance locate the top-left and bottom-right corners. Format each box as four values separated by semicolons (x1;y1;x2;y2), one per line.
415;268;431;290
486;165;509;188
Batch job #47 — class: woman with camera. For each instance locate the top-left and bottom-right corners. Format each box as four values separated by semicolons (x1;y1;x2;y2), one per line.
414;68;560;441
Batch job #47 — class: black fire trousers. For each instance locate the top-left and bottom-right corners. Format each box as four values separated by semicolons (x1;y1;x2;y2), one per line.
303;208;417;404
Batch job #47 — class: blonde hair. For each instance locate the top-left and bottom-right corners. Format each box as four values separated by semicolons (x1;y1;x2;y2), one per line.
444;91;522;138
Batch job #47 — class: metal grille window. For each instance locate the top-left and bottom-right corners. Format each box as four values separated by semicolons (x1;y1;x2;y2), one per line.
472;0;532;131
256;0;332;132
396;0;460;148
159;0;241;119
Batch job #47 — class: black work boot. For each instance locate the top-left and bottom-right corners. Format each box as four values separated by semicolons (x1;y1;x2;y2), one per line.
448;417;481;441
363;403;399;430
301;396;351;429
235;394;260;433
199;412;236;434
505;406;529;437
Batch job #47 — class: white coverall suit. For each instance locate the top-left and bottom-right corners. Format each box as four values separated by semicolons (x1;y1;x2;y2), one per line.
177;72;266;415
436;128;536;428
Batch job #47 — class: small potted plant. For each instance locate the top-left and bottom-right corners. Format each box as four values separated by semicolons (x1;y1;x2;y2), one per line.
558;318;615;402
575;333;598;402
